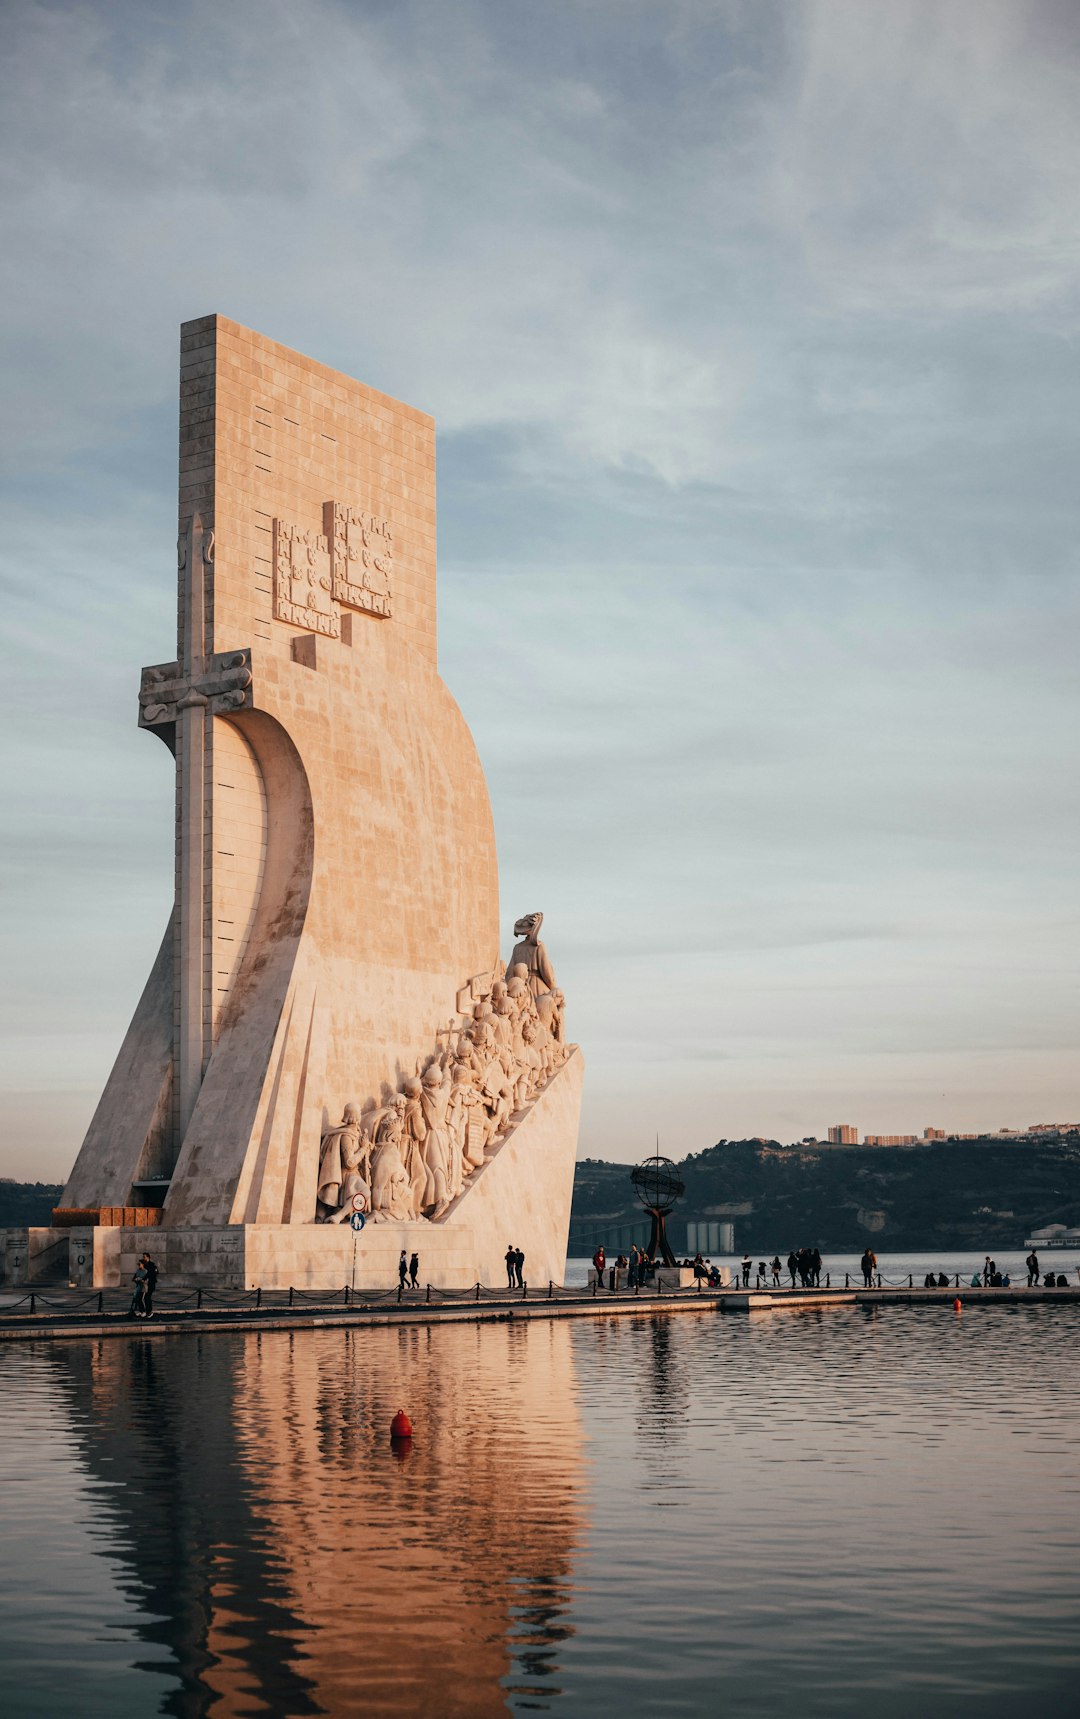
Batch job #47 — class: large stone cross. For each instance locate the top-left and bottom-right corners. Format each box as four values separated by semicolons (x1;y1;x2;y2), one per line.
137;513;253;1139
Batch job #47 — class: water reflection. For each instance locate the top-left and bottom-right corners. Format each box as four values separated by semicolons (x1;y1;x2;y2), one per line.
4;1305;1080;1717
44;1321;584;1716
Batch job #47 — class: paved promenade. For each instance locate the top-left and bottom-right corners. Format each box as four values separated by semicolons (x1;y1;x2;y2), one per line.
1;1280;1078;1341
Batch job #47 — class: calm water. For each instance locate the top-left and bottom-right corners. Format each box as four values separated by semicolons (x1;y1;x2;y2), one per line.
2;1301;1079;1717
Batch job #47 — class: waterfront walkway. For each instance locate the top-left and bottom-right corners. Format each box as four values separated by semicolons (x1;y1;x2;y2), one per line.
2;1279;1080;1341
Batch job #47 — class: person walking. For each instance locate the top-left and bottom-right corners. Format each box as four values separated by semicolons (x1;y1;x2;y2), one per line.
409;1251;420;1289
506;1245;517;1289
514;1247;525;1289
741;1253;752;1288
592;1245;606;1289
398;1250;408;1291
129;1259;148;1318
141;1253;159;1319
1026;1249;1039;1287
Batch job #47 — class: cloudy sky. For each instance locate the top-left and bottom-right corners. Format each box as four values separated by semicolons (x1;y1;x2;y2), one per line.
1;0;1078;1180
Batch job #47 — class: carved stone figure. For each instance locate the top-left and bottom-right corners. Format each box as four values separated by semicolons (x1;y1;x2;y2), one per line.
400;1075;430;1216
419;1057;454;1216
508;913;556;1001
316;1104;367;1215
370;1096;416;1221
448;1063;485;1176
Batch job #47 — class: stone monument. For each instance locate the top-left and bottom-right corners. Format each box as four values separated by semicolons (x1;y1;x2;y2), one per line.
28;316;583;1290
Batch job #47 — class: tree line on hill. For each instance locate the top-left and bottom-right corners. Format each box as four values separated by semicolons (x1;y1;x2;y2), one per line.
570;1136;1080;1253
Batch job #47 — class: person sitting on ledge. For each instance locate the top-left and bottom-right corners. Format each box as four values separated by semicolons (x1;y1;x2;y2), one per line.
924;1272;936;1288
937;1273;950;1287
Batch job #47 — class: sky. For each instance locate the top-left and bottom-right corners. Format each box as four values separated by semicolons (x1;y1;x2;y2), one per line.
0;0;1078;1180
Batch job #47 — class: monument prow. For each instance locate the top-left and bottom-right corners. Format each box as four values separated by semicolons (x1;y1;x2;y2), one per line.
50;317;583;1290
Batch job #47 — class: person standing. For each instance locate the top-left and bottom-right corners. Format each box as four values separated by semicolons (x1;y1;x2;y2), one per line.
592;1245;606;1288
398;1250;408;1291
506;1245;517;1288
811;1247;822;1288
1026;1249;1039;1286
741;1253;752;1288
129;1260;148;1318
141;1252;159;1319
409;1251;420;1289
514;1247;525;1289
860;1248;874;1288
787;1250;798;1288
628;1245;639;1289
770;1256;782;1288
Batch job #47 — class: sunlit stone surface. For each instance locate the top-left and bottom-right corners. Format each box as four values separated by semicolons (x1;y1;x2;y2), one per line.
46;319;583;1288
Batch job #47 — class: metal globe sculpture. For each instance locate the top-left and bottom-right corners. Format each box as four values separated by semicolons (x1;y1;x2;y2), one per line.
630;1154;685;1266
630;1155;685;1214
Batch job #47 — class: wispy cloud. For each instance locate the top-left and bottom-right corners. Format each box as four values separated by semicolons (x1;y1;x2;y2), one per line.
0;0;1077;1174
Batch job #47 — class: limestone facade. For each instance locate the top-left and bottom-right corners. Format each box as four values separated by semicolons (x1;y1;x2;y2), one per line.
43;318;582;1289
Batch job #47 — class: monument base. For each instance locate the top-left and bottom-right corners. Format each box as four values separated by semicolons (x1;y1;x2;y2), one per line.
27;1050;584;1293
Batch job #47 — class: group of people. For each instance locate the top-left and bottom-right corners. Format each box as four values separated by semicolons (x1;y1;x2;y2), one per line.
316;915;569;1227
691;1255;725;1287
504;1245;526;1288
734;1250;825;1288
397;1250;421;1290
591;1245;656;1289
128;1252;159;1318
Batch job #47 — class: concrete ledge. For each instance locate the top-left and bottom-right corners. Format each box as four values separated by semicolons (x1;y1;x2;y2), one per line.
2;1281;1080;1342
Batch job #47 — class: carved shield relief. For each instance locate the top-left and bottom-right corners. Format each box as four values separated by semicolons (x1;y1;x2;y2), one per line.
273;521;340;639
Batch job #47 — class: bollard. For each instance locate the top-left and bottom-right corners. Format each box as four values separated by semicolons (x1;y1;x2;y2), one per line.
97;1291;103;1313
955;1274;960;1288
475;1282;480;1303
30;1293;36;1315
256;1287;262;1308
397;1284;403;1303
548;1280;553;1299
344;1285;349;1306
909;1274;913;1288
197;1288;203;1309
877;1274;882;1287
521;1280;527;1299
288;1286;294;1306
426;1284;431;1304
825;1273;830;1288
845;1273;850;1288
592;1278;597;1297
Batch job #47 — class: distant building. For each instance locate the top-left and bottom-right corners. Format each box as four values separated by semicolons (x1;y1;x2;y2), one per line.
828;1125;859;1144
923;1128;946;1139
863;1134;918;1146
1024;1224;1080;1248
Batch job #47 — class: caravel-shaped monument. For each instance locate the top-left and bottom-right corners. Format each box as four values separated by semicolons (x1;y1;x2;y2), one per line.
51;316;583;1290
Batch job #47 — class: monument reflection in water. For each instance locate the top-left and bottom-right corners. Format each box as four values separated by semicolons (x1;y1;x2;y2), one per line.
46;1322;582;1716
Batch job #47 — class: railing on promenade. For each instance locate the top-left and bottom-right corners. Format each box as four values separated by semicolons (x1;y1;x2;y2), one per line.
2;1266;1079;1324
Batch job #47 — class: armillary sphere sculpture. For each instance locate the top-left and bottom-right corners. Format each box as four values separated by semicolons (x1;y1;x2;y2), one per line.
630;1154;685;1267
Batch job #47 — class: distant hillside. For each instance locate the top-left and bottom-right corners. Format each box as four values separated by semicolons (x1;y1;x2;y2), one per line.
570;1137;1080;1253
0;1181;63;1228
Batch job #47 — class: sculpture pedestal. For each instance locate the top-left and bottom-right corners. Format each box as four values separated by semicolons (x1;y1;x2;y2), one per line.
68;1051;583;1292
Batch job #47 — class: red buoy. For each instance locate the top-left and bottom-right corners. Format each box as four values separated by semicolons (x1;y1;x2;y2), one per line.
390;1409;413;1439
953;1297;962;1311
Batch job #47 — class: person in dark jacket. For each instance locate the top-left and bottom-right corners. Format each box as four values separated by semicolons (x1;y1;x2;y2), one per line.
409;1252;420;1289
141;1253;159;1318
398;1250;408;1289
